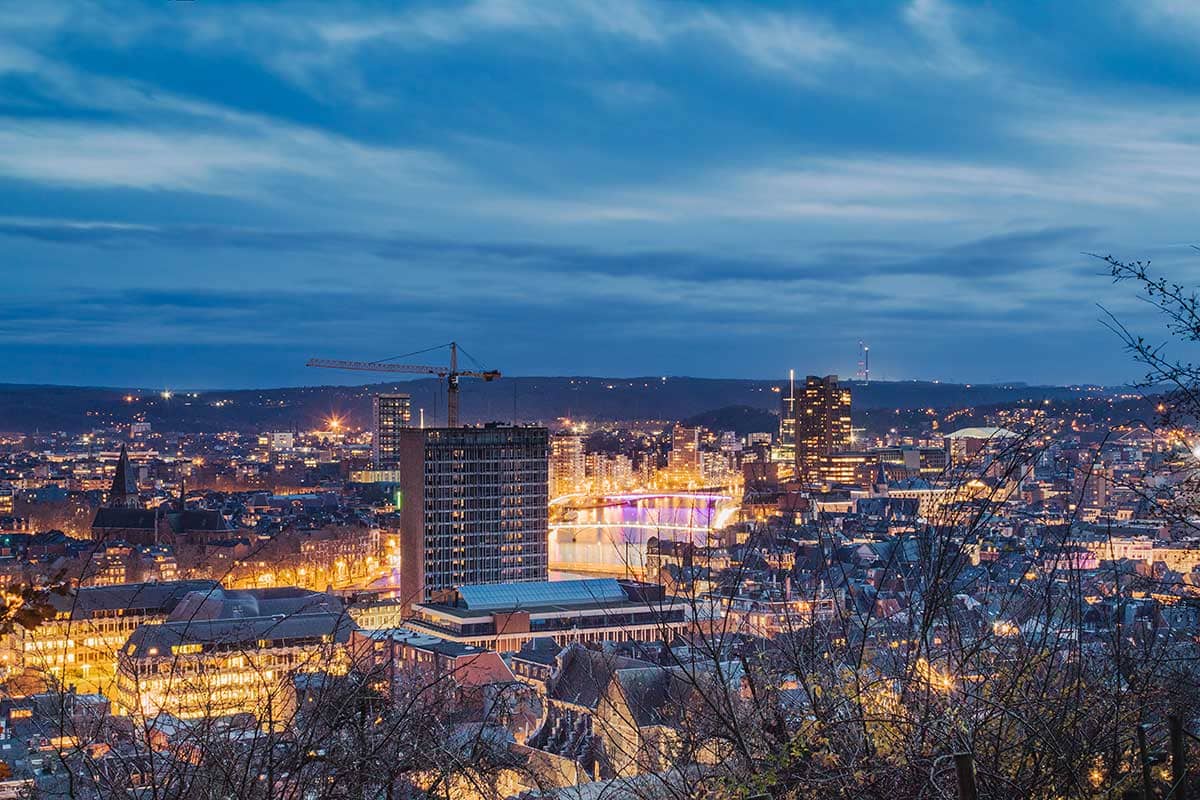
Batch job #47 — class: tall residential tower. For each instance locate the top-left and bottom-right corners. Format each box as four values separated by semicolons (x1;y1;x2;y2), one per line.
549;433;586;497
396;425;549;603
667;424;702;486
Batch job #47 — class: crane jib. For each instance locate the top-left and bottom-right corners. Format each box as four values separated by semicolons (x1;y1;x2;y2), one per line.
305;348;500;427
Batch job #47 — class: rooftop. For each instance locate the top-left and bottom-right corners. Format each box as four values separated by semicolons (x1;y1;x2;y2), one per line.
456;579;628;610
417;579;671;619
124;611;354;657
945;426;1019;440
167;586;341;623
51;579;221;620
359;627;488;658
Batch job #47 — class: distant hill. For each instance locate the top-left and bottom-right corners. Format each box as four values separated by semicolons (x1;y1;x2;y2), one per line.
682;405;779;436
0;378;1113;434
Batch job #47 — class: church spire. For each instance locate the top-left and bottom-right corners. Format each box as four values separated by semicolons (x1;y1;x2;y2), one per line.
873;459;890;496
109;444;140;509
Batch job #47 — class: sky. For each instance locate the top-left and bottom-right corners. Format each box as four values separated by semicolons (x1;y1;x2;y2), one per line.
2;0;1200;389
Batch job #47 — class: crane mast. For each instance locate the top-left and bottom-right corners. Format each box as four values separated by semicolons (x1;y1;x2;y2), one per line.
447;341;459;431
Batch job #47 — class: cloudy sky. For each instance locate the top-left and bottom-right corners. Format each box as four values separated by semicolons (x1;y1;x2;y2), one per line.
3;0;1199;388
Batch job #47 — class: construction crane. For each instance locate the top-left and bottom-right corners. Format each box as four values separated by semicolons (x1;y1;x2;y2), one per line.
306;341;500;428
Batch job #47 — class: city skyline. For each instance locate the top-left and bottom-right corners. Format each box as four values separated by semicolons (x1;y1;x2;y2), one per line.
3;1;1200;387
3;4;1200;796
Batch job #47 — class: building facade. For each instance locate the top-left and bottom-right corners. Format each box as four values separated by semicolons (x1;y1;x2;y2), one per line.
666;425;702;487
822;446;948;487
549;433;586;497
397;425;550;603
5;580;219;693
114;611;353;721
373;393;413;469
793;375;852;484
406;578;689;653
776;371;797;467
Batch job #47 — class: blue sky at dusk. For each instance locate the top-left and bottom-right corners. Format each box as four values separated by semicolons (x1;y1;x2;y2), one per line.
2;0;1199;388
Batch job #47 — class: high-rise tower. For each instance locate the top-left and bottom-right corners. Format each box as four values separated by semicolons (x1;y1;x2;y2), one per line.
776;369;796;466
396;425;549;603
549;433;586;496
793;375;852;484
666;424;702;486
373;393;412;469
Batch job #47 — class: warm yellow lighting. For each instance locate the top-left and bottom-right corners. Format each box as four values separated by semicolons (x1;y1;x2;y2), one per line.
916;657;954;693
992;620;1019;637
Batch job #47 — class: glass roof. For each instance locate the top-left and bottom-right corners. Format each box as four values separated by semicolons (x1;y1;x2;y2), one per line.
457;578;627;610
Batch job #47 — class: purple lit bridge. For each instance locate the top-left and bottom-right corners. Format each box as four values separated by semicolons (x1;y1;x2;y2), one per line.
549;491;737;578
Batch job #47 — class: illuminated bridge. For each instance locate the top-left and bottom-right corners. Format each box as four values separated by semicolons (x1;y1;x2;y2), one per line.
549;491;737;578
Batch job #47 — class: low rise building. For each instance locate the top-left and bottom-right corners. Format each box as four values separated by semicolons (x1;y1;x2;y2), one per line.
407;578;689;653
711;593;838;638
6;580;219;693
113;610;354;721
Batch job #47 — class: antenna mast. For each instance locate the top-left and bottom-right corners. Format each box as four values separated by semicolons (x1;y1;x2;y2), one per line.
856;341;871;384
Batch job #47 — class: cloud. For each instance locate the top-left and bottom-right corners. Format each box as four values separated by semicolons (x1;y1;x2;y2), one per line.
0;116;457;205
0;1;1195;384
8;1;854;100
587;80;668;109
903;0;986;76
310;0;666;47
0;217;1096;282
4;1;1197;235
1127;0;1200;37
888;226;1099;277
0;218;1111;361
297;0;846;67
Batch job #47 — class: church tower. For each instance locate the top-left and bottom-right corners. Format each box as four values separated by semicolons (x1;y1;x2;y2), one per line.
108;444;141;509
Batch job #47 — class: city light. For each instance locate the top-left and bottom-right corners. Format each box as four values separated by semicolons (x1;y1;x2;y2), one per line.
3;10;1197;796
916;658;955;694
3;352;1198;799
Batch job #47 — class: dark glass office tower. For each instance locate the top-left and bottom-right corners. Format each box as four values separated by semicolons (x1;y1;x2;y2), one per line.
794;375;852;484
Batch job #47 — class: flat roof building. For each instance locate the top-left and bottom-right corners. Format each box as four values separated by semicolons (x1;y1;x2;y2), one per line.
406;578;689;653
396;425;549;603
794;375;852;485
373;393;412;469
550;433;586;497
